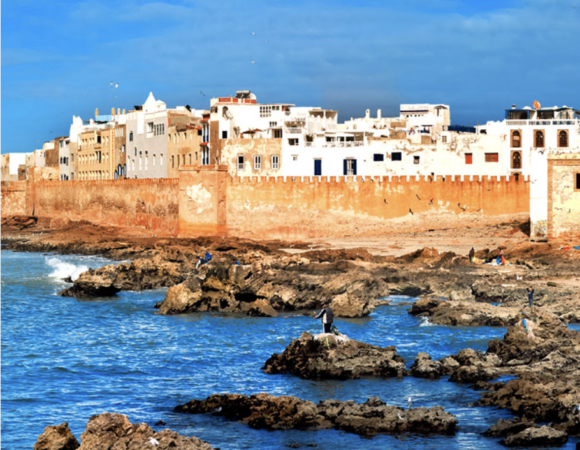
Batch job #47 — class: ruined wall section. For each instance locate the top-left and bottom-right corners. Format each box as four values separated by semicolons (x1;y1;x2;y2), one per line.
32;178;179;234
226;174;530;239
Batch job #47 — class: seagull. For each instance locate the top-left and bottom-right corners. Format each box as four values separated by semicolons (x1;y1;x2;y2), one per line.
416;194;421;201
200;91;206;96
110;81;113;87
251;61;256;64
409;208;414;215
251;32;256;35
115;84;119;88
408;396;412;409
383;199;388;204
149;437;159;446
264;39;269;43
428;198;434;205
516;275;523;281
397;413;404;420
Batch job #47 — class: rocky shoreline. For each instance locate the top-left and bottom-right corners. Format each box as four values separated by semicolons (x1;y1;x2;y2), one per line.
5;216;580;448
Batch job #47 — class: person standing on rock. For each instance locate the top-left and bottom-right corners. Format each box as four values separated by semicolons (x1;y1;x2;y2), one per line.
527;287;535;308
314;302;334;334
469;247;475;264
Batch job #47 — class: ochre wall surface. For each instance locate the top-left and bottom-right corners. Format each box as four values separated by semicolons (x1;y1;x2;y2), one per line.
1;181;28;216
226;174;530;239
31;178;179;234
548;156;580;239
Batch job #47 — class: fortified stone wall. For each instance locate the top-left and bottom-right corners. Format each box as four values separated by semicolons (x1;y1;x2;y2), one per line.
548;154;580;239
1;181;28;216
226;174;530;239
31;178;179;234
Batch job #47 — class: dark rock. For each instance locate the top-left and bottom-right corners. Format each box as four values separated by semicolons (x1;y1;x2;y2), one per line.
34;422;79;450
175;393;458;436
262;332;406;379
483;417;537;437
62;276;73;283
155;420;167;426
501;425;568;447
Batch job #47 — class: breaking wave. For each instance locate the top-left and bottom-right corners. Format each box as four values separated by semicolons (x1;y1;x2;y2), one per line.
46;257;89;282
419;316;433;327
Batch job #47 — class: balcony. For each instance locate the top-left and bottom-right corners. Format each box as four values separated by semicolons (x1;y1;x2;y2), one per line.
285;127;303;134
506;119;578;126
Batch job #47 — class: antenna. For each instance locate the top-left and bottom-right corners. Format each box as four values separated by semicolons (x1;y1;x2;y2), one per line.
533;100;541;110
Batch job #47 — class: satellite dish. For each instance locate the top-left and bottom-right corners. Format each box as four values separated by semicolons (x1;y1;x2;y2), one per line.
533;100;541;109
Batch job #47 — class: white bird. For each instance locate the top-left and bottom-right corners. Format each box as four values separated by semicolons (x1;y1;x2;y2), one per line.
149;437;159;446
110;81;113;87
251;61;256;64
408;396;412;409
251;32;256;35
516;275;523;281
115;84;119;88
397;413;404;420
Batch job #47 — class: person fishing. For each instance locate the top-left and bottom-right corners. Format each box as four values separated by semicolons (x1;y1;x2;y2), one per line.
527;286;535;308
314;302;334;334
469;247;475;264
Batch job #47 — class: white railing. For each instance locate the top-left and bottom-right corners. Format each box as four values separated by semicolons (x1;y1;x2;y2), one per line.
321;141;365;148
506;119;578;126
285;127;302;134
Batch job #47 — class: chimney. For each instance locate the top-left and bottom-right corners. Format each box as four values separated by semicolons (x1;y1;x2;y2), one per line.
365;109;370;119
377;109;382;119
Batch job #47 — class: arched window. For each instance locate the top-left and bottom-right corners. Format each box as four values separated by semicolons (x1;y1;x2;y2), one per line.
511;130;521;148
129;132;133;142
512;151;521;169
558;130;568;148
534;130;544;148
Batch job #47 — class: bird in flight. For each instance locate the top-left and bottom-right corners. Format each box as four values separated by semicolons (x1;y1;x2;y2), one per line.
200;91;206;96
251;32;256;35
251;61;256;64
115;84;119;88
110;81;113;87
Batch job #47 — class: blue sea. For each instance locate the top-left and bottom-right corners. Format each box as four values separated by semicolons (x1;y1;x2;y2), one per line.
2;250;579;449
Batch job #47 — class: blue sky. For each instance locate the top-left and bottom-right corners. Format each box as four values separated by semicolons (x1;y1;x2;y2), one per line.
2;0;579;153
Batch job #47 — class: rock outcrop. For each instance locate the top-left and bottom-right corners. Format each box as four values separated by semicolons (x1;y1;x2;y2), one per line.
501;425;568;447
157;261;384;318
409;352;444;379
59;257;185;297
34;423;79;450
409;298;520;327
175;393;458;437
34;413;214;450
262;332;406;379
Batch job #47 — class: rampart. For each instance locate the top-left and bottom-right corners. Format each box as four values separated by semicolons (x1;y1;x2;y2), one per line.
2;167;531;239
225;174;530;239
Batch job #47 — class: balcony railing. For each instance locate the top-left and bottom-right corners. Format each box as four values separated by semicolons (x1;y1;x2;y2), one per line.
285;127;303;134
506;119;578;126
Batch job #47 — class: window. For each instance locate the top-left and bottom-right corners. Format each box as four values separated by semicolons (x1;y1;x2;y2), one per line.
172;155;175;168
202;147;209;165
289;138;299;146
391;152;402;161
148;122;154;133
189;154;192;164
135;148;137;156
558;130;568;148
534;130;544;148
576;173;580;191
97;136;101;144
343;158;357;176
160;154;163;166
373;154;384;162
222;131;228;139
237;155;245;171
271;155;279;170
260;105;272;118
414;156;420;164
485;153;499;162
511;151;521;169
153;154;156;166
269;122;278;127
292;155;298;161
511;130;521;148
274;129;283;138
254;155;262;171
198;129;202;136
465;153;473;164
442;135;447;143
122;145;126;153
182;155;185;165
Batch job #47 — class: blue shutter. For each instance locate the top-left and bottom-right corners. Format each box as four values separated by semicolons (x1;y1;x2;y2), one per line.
352;159;357;175
343;159;347;175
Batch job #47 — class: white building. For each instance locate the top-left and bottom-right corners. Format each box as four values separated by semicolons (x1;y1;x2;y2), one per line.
58;137;72;180
477;104;580;240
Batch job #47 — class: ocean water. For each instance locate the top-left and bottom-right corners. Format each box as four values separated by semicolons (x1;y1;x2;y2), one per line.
2;250;579;449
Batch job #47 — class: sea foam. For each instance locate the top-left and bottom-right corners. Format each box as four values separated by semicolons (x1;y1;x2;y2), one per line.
46;257;89;282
